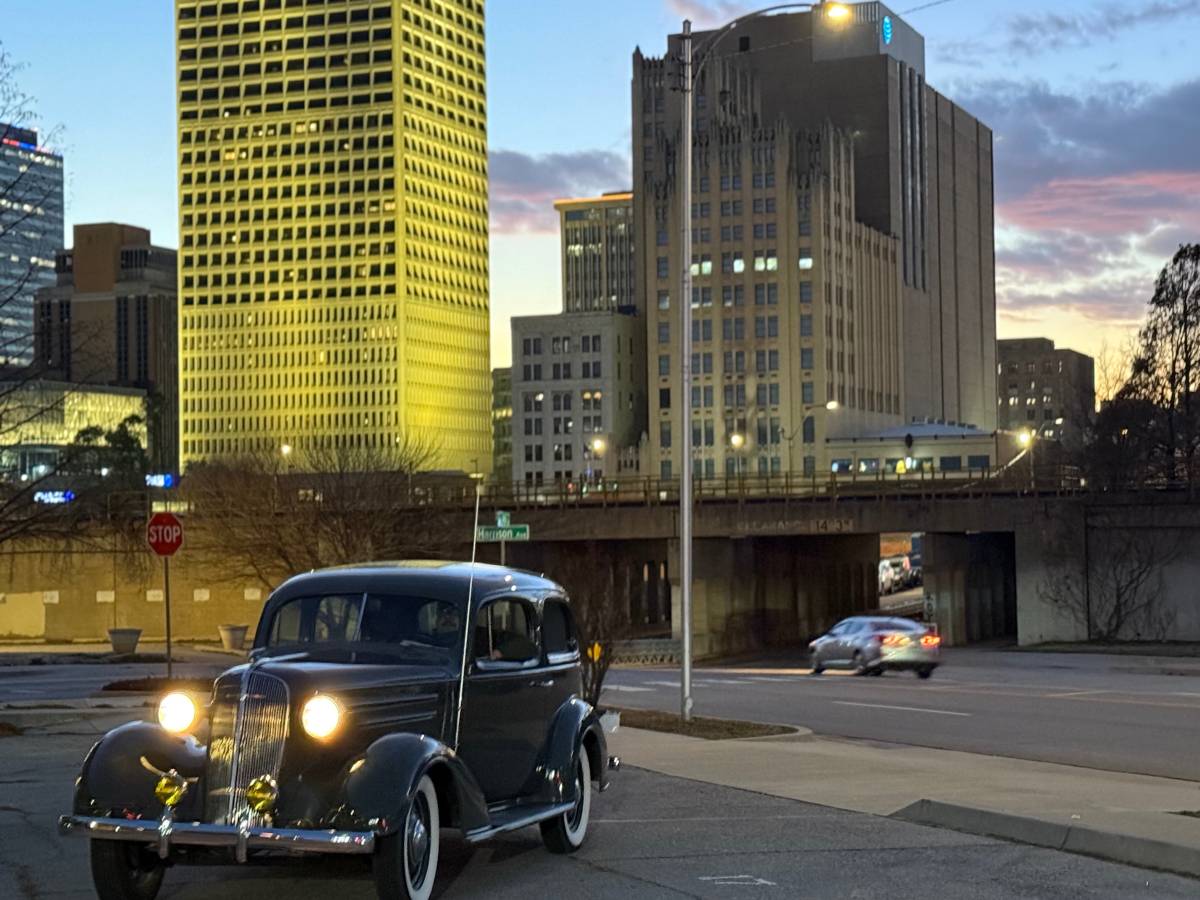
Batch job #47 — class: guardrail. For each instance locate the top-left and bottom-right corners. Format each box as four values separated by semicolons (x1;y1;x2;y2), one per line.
472;465;1089;510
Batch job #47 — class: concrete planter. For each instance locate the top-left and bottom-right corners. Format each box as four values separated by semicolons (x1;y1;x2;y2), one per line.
218;624;249;651
107;628;142;655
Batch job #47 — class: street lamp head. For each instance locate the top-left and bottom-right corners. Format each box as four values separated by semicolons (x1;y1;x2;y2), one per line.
730;433;746;450
591;437;607;455
1018;431;1032;447
825;400;840;411
824;2;851;20
281;443;293;457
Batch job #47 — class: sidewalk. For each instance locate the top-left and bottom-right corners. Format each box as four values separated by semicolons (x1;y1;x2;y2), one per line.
609;725;1200;878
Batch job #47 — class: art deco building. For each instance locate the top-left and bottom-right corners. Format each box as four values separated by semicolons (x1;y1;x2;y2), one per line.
635;2;995;477
997;338;1095;449
175;0;489;473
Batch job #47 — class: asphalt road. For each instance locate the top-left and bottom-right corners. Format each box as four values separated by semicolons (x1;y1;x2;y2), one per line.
2;725;1195;899
604;648;1200;781
0;660;226;702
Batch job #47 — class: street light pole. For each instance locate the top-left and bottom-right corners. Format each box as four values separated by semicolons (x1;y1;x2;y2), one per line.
679;18;695;723
676;2;849;724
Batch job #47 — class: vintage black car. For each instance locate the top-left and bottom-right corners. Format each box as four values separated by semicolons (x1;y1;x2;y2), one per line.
59;562;617;900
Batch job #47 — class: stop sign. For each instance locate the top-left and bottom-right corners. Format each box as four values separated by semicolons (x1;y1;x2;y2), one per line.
147;512;184;557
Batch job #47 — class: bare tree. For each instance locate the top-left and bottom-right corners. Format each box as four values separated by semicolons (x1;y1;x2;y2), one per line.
181;436;465;589
1039;515;1182;642
551;542;633;707
1126;245;1200;490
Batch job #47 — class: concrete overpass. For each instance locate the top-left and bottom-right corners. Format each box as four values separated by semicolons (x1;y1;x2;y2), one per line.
465;488;1200;657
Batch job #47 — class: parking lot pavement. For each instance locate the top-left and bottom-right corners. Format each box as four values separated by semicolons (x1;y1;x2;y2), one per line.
2;726;1197;899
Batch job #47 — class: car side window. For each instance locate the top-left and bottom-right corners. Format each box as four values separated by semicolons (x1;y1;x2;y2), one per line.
474;598;539;665
829;620;850;636
542;599;578;663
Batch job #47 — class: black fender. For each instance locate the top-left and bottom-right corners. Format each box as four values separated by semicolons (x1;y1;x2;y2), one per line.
73;721;207;821
333;732;489;836
523;697;608;805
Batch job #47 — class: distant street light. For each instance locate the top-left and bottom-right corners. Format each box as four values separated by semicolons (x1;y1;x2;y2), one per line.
729;432;746;450
281;443;293;458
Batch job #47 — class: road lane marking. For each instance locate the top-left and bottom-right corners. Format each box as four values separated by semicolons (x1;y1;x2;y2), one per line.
1045;690;1110;698
833;700;971;717
602;685;656;693
699;875;777;887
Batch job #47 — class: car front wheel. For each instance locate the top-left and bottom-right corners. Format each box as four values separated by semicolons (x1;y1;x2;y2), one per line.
541;748;591;854
374;774;440;900
89;840;165;900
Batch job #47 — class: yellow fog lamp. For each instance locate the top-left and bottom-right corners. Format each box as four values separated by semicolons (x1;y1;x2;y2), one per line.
154;770;189;808
157;692;197;734
246;775;279;813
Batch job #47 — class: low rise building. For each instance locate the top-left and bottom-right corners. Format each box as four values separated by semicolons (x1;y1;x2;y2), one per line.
0;380;147;480
997;338;1095;449
511;310;645;487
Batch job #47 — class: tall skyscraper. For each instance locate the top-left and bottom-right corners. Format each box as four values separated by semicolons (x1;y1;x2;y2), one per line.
35;224;180;471
0;124;64;367
175;0;489;473
635;2;995;477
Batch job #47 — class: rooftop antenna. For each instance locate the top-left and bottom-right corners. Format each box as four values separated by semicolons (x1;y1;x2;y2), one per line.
453;475;483;749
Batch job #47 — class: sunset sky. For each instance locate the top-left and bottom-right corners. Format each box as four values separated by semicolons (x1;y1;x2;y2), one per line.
4;0;1198;369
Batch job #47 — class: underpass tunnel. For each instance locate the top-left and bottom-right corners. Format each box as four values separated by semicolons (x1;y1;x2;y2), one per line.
923;532;1017;646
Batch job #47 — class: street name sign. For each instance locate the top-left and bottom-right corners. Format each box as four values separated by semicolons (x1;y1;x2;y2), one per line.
476;524;530;542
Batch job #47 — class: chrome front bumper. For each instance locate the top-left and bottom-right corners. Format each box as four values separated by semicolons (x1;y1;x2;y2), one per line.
58;809;375;862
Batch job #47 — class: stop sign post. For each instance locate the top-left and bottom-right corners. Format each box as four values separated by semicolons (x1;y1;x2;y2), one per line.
147;513;184;676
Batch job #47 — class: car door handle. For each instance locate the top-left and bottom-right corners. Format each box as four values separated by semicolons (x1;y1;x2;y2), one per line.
529;678;554;688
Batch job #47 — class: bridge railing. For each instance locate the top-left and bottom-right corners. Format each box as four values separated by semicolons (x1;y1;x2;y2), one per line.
476;463;1091;511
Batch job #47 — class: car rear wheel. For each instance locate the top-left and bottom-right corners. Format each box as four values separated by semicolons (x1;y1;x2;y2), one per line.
89;840;165;900
373;774;440;900
852;651;868;676
541;747;591;854
917;667;935;680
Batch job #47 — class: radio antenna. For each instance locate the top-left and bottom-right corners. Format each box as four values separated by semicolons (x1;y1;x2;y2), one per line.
453;476;483;749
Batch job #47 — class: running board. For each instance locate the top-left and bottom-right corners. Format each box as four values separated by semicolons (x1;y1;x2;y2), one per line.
464;802;574;844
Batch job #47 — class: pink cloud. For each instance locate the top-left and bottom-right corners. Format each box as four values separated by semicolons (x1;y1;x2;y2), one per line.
998;171;1200;235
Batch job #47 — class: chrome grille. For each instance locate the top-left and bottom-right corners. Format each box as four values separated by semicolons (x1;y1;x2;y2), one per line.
204;671;289;825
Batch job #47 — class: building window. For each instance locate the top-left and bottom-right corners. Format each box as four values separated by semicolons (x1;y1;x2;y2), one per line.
659;355;670;376
968;454;990;469
657;256;669;279
658;323;670;343
659;421;672;448
799;282;813;302
800;348;814;370
939;456;963;471
800;315;813;337
658;291;670;310
659;388;671;409
802;382;814;405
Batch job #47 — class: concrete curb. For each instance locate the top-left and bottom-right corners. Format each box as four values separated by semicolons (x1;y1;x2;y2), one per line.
894;799;1200;880
738;724;815;743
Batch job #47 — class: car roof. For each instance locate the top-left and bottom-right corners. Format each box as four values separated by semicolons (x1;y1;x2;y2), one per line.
269;561;564;608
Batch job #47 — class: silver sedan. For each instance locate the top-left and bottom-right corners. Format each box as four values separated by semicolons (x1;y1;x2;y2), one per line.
809;616;940;679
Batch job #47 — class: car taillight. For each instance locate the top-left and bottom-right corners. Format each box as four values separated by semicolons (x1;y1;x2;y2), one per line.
921;634;941;648
880;633;907;647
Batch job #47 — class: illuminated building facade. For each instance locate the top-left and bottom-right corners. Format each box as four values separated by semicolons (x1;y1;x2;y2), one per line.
635;3;995;478
175;0;490;473
0;124;64;367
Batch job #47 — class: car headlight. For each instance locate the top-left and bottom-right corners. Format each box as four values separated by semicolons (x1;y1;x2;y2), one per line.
301;695;342;740
158;692;197;734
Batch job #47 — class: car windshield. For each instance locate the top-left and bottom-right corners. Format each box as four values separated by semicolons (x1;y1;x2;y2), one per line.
263;592;463;663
